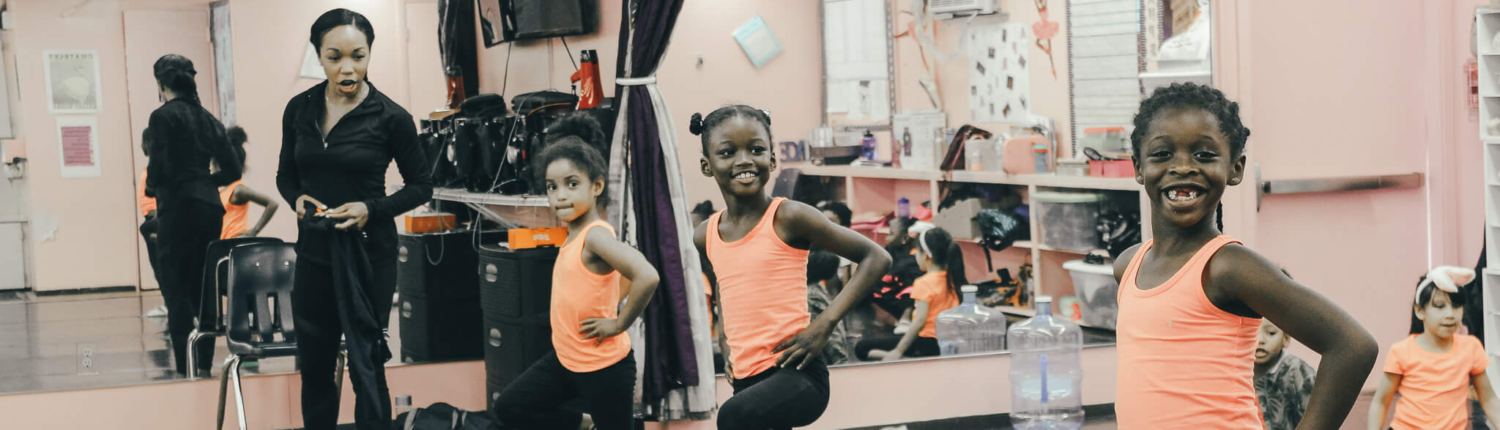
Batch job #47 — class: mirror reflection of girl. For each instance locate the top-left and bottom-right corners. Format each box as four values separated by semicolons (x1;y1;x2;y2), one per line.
491;114;658;430
854;227;964;362
217;126;278;239
1113;83;1376;428
276;9;433;428
691;105;892;430
1368;267;1500;430
144;54;241;377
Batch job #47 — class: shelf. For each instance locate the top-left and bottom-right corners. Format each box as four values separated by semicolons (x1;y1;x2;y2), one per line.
790;164;1140;191
995;305;1036;317
418;187;551;207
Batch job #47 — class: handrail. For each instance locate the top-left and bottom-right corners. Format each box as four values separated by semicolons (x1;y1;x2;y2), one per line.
1255;163;1423;211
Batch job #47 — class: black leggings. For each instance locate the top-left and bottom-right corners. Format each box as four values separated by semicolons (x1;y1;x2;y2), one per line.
154;201;222;375
854;335;939;361
293;258;397;430
492;352;637;430
718;360;830;430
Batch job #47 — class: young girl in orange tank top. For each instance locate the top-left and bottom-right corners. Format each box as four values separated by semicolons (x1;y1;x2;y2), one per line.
690;105;892;430
1113;83;1376;429
217;126;279;239
491;114;659;430
1369;267;1500;430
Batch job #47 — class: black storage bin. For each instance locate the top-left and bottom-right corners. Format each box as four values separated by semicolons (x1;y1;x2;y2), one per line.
477;246;558;392
396;229;503;362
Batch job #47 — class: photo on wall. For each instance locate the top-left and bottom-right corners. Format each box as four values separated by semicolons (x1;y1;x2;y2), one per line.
43;50;102;114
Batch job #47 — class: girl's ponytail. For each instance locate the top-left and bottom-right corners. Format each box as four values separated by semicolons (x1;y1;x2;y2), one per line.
920;227;967;298
944;241;967;298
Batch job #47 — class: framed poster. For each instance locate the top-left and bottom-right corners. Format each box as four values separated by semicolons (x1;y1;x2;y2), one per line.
43;50;102;114
56;116;100;178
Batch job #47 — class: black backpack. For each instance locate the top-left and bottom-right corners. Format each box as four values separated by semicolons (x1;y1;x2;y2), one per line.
394;403;500;430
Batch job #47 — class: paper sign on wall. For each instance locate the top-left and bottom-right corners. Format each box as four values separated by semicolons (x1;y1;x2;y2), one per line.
733;15;783;68
44;51;102;114
300;43;324;80
967;23;1031;123
56;116;100;178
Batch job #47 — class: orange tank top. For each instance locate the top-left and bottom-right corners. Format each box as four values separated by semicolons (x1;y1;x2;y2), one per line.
137;169;156;217
550;220;630;372
219;180;248;239
707;198;810;379
1115;235;1262;429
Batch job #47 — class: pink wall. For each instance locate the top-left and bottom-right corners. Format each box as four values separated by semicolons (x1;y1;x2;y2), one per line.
473;0;823;210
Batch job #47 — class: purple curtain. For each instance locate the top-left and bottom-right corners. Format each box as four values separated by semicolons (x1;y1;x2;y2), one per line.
613;0;692;414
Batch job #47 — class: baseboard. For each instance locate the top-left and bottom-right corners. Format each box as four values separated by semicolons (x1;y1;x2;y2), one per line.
841;403;1116;430
33;285;135;297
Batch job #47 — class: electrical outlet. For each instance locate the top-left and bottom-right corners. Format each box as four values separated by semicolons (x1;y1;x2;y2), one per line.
77;343;98;375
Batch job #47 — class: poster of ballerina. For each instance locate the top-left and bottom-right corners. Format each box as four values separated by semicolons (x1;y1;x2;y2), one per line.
44;51;102;114
967;23;1030;123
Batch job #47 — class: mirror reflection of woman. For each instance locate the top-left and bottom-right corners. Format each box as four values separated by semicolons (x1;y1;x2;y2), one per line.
276;8;432;429
143;54;241;378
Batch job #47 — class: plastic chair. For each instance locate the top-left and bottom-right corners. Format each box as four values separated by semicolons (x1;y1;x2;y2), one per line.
187;237;283;378
215;243;345;430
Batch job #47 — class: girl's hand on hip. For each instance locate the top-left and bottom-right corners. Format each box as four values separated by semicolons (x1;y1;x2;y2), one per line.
326;202;369;230
773;321;832;370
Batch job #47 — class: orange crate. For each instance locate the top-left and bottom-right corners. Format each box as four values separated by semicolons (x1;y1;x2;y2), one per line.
509;227;568;249
405;213;456;233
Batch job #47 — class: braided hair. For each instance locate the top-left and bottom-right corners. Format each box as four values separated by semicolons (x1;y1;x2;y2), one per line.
1130;82;1251;232
689;105;773;153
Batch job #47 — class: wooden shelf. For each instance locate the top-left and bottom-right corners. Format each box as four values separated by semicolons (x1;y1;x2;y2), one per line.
955;238;1094;255
995;305;1036;317
789;164;1140;191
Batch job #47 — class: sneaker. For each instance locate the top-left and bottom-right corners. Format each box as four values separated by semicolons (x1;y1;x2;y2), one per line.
893;319;911;335
144;305;168;318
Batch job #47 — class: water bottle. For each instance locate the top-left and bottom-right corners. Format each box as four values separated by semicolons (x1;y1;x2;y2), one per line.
860;130;877;161
897;197;910;219
394;394;413;420
935;285;1007;355
1007;295;1085;430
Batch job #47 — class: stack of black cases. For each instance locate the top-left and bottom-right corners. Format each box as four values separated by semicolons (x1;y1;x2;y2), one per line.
395;229;501;362
477;245;559;407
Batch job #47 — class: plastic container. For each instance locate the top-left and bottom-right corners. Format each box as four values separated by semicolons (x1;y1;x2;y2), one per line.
1008;296;1086;430
1057;159;1089;177
1088;159;1133;178
935;285;1008;356
1032;192;1104;252
1062;258;1119;329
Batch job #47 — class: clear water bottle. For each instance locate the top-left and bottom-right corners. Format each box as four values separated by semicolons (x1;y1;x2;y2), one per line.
1007;295;1084;430
935;285;1007;355
394;394;413;420
897;197;911;219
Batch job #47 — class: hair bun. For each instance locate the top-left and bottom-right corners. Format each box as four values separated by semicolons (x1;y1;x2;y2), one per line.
689;113;705;136
544;112;605;146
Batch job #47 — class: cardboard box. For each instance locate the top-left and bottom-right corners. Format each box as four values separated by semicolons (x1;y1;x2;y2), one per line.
933;198;999;240
405;213;456;233
508;227;568;249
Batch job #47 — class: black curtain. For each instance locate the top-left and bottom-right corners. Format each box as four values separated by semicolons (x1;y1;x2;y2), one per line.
613;0;692;417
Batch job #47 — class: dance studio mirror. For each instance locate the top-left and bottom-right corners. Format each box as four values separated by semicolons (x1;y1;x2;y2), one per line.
0;0;1203;396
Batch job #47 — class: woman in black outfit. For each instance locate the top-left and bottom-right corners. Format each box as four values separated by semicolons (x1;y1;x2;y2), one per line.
276;9;432;429
144;54;241;377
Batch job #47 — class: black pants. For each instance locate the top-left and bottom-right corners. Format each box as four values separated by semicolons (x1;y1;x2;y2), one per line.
293;259;397;430
718;360;830;430
493;352;637;430
155;201;222;375
139;215;161;283
854;335;939;361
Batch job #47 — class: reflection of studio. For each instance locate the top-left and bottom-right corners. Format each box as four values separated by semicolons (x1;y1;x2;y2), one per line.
0;0;1491;429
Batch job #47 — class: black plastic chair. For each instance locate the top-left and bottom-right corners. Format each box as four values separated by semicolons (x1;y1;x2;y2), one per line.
215;243;345;430
187;237;283;377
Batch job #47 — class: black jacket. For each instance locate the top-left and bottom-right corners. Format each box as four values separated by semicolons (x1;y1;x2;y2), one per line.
145;98;241;208
276;82;433;264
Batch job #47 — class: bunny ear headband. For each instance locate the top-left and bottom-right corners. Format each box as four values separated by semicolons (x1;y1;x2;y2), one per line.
1416;266;1476;304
